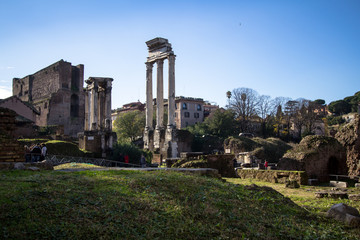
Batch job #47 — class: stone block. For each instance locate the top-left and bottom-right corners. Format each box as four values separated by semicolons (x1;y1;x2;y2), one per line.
329;181;348;188
315;192;328;198
349;194;360;201
328;192;348;199
308;179;319;185
355;183;360;188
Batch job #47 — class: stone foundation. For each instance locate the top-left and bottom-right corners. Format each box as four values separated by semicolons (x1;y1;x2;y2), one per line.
236;169;308;185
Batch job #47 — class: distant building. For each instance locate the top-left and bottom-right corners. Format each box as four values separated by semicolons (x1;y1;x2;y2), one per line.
111;101;145;125
174;96;204;129
0;96;40;138
0;96;39;123
203;102;220;118
12;59;85;137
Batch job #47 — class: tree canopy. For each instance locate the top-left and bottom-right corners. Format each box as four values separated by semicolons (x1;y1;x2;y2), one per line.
113;110;145;142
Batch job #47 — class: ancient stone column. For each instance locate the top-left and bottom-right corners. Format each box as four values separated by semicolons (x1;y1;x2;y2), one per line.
167;54;176;127
85;90;91;131
156;59;164;129
90;82;98;130
145;62;154;130
105;80;112;130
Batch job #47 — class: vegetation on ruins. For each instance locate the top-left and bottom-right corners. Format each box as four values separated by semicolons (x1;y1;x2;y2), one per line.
1;170;359;239
224;136;292;163
113;110;145;142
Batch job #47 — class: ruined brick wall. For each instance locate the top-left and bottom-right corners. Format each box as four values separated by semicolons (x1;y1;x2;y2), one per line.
12;60;85;137
0;108;24;162
0;96;37;122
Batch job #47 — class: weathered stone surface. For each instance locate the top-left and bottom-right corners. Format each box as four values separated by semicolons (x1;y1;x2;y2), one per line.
14;163;26;170
330;181;348;188
345;214;360;227
13;60;85;137
308;179;319;185
327;203;360;227
335;115;360;177
355;183;360;188
236;169;308;185
27;167;40;171
285;180;300;188
315;192;328;198
328;192;348;199
349;194;360;201
278;136;347;182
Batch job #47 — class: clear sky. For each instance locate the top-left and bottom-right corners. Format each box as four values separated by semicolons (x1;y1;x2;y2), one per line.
0;0;359;108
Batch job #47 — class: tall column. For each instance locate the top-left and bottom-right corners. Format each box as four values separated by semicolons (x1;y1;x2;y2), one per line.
156;59;164;129
105;80;112;130
90;82;98;130
167;54;176;127
145;62;154;130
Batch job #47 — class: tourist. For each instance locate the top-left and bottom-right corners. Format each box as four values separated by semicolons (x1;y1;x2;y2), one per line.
41;144;47;161
140;154;146;168
31;144;41;162
124;154;129;166
24;145;31;162
264;160;268;169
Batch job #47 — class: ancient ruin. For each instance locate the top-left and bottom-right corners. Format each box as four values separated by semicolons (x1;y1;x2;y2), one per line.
335;114;360;176
78;77;116;157
277;135;347;181
12;60;85;137
143;37;178;158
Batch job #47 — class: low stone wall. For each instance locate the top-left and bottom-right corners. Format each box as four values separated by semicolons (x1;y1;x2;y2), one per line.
236;169;308;185
0;161;54;170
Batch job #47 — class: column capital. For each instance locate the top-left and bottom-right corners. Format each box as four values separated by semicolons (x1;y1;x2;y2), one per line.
156;59;164;67
145;61;154;69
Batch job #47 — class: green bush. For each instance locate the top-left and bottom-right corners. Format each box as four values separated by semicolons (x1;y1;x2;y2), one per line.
111;142;152;165
326;115;345;126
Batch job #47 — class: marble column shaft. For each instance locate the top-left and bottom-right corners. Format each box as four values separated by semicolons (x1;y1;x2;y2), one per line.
156;59;164;129
90;84;98;130
145;62;154;130
167;55;176;127
105;81;112;130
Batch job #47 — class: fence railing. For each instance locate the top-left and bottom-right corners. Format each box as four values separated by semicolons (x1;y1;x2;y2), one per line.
45;155;141;168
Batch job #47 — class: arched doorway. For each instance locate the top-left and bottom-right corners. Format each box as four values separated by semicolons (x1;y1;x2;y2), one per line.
328;156;339;175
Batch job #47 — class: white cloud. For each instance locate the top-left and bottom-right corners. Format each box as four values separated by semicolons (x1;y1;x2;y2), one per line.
0;86;12;99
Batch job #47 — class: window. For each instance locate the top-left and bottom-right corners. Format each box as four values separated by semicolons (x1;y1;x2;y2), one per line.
197;104;202;111
182;103;187;110
44;102;48;109
184;112;190;118
194;113;199;118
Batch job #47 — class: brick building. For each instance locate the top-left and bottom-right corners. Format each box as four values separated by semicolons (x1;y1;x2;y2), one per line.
12;60;85;137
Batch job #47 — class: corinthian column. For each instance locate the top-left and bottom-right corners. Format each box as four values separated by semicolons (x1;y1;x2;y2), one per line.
90;82;98;130
105;80;112;130
145;62;154;130
167;54;176;127
156;59;164;129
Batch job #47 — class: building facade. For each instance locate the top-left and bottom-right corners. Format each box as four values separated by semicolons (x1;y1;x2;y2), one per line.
12;59;85;137
174;97;204;129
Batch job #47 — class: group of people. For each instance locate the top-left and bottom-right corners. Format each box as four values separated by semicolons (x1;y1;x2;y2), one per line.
25;144;47;163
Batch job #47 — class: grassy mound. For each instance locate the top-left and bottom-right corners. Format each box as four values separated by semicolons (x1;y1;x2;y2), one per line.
18;139;88;157
224;136;292;162
0;170;358;239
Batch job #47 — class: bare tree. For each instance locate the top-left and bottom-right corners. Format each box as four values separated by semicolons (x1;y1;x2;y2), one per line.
229;88;259;132
258;95;273;137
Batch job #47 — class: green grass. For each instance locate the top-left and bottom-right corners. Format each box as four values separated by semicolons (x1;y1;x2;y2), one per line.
0;170;359;239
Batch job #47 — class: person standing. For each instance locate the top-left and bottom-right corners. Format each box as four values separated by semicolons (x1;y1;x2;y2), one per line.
41;144;47;161
140;154;146;168
264;160;268;169
124;154;129;166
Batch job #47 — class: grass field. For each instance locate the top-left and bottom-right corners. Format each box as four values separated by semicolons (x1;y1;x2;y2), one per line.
1;168;360;239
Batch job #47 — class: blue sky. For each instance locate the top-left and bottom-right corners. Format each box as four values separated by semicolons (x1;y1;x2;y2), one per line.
0;0;359;108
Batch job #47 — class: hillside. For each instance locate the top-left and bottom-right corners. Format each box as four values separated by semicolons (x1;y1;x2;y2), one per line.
0;170;358;239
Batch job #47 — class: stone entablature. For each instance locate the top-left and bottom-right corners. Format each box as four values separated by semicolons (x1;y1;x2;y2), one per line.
12;59;85;137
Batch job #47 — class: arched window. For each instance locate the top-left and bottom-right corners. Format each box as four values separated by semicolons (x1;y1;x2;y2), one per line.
70;94;79;117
